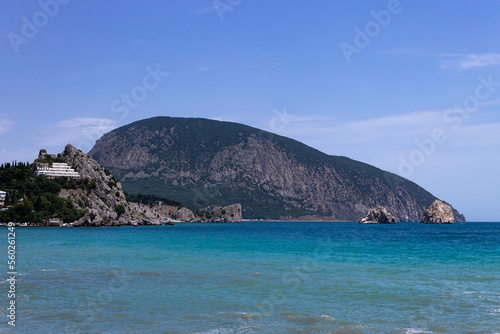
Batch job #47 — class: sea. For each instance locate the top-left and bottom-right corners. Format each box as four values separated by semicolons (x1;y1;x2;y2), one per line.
1;222;499;334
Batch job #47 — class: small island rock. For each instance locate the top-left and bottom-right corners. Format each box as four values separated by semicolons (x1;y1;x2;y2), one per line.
420;200;454;224
359;206;397;224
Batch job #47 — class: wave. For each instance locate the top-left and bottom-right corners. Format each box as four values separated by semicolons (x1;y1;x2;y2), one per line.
405;329;434;334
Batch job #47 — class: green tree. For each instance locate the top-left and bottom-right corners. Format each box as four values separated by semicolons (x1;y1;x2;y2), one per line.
12;191;18;204
35;195;43;212
13;204;35;222
115;204;126;216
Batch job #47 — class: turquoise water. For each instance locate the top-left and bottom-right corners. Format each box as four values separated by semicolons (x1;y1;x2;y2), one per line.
1;222;499;333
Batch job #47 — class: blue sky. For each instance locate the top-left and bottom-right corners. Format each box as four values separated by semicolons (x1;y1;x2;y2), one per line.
1;0;499;221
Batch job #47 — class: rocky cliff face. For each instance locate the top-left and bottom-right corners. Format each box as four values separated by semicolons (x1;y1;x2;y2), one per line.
128;202;198;223
59;144;161;226
359;206;397;224
129;202;242;223
52;144;240;226
204;204;242;222
88;116;466;222
420;200;455;224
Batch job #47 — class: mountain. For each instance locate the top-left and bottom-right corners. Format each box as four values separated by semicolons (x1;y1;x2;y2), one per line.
88;116;465;221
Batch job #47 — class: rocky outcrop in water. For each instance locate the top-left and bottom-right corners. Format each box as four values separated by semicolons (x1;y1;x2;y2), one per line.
359;206;397;224
420;200;455;224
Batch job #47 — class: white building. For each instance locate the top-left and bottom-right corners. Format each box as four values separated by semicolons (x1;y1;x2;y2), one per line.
35;163;81;181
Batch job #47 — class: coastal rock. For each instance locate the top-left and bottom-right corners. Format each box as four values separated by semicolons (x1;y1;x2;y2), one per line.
128;202;169;224
128;202;197;223
420;200;455;224
58;144;159;226
453;210;466;223
204;204;242;223
174;207;197;222
359;206;397;224
220;203;242;222
128;202;243;223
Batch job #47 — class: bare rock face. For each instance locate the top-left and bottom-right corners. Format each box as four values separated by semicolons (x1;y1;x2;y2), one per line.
215;203;242;222
204;204;242;222
359;206;397;224
174;207;197;222
58;144;160;226
145;204;197;222
38;149;47;160
420;200;455;224
127;202;242;223
55;144;242;226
